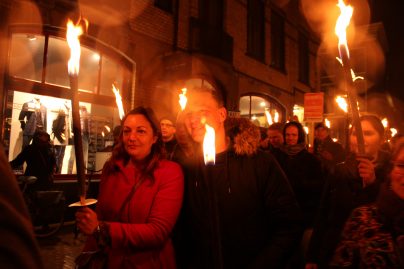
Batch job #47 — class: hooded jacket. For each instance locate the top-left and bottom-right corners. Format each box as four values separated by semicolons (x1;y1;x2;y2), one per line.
175;118;303;269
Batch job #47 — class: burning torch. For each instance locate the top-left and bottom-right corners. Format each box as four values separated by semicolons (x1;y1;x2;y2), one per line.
335;0;365;155
66;18;93;206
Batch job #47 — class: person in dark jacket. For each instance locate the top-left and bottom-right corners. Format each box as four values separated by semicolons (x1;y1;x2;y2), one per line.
330;137;404;268
160;117;179;160
276;121;323;268
267;122;285;162
306;115;391;269
0;144;44;269
278;121;324;229
10;130;56;191
313;122;345;174
175;87;303;269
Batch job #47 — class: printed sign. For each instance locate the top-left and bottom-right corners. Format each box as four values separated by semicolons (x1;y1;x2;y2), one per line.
304;93;324;122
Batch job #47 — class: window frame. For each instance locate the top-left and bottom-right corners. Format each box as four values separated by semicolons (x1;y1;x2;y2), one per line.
246;0;265;61
270;10;285;72
2;24;135;178
298;31;310;85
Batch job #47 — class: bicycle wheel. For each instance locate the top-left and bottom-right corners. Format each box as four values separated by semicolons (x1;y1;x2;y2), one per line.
32;191;66;238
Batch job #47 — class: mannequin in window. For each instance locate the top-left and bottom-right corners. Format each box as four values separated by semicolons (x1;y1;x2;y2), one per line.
19;97;47;150
51;101;71;174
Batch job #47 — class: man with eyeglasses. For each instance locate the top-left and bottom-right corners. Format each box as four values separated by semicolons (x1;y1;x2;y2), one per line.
160;117;178;160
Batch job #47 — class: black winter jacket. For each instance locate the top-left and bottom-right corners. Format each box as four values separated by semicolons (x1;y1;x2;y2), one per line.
174;118;303;269
306;150;391;268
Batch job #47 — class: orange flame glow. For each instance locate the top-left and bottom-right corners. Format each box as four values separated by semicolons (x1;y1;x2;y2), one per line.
274;110;279;123
325;118;331;128
203;122;216;165
66;19;85;75
265;108;273;125
390;128;398;137
335;0;353;59
179;88;187;111
381;118;388;128
112;84;125;120
336;95;348;113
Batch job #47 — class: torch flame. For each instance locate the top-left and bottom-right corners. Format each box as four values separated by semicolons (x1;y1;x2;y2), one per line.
179;88;188;111
335;0;353;60
274;110;279;123
112;84;125;120
336;95;348;113
303;126;309;135
350;69;364;82
390;128;398;137
325;118;331;128
66;19;85;75
265;108;273;125
381;118;388;128
203;123;216;165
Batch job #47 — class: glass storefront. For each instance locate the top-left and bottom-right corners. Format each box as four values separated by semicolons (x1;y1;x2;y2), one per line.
3;30;134;176
239;95;285;127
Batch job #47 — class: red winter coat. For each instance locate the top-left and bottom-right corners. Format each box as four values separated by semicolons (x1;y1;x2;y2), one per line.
84;159;184;269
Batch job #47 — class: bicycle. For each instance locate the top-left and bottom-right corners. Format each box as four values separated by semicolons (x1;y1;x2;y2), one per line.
18;175;66;238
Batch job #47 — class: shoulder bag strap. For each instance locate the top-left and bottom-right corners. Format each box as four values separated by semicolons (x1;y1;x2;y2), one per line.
118;177;145;218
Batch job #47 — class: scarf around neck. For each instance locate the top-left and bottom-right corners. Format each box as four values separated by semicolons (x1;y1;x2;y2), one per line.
281;142;307;156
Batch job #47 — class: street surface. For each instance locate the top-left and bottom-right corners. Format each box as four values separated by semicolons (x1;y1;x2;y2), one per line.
37;223;86;269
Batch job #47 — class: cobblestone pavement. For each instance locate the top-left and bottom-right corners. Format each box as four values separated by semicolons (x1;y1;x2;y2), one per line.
37;223;86;269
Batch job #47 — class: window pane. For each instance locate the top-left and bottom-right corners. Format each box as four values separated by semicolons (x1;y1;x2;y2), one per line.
99;56;123;97
239;96;251;117
47;37;100;92
79;47;100;93
247;0;265;60
239;95;282;127
271;11;285;70
9;34;44;81
6;90;120;175
87;104;121;172
46;37;70;87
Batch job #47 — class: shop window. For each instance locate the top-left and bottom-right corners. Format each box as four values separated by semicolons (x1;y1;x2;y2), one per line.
100;56;124;97
4;30;133;176
239;95;284;127
9;33;124;95
6;90;121;174
9;34;45;82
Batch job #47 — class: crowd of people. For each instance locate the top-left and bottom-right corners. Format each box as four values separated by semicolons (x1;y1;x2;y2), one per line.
1;86;404;268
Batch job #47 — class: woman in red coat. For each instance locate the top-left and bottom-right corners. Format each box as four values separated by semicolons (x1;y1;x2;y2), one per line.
76;107;184;269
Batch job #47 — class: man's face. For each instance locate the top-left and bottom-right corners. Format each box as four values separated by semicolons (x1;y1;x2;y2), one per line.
160;119;176;141
267;130;284;148
315;127;328;141
184;91;226;143
285;125;299;145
